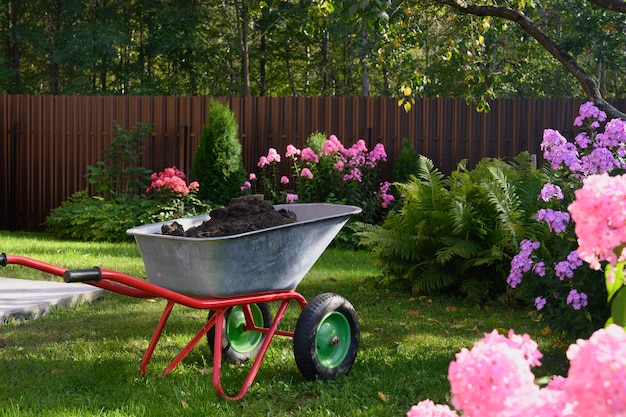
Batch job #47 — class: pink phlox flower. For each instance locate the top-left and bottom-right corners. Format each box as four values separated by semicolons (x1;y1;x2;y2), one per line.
285;193;298;204
564;324;626;416
300;147;319;163
285;144;301;158
369;143;387;164
322;135;345;155
280;176;290;185
188;181;199;191
240;181;251;191
258;155;269;168
406;400;459;417
249;173;257;181
568;173;626;269
334;159;345;171
300;168;313;180
343;168;362;182
266;148;281;163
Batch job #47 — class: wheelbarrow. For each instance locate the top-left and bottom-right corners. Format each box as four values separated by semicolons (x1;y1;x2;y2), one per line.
0;203;362;400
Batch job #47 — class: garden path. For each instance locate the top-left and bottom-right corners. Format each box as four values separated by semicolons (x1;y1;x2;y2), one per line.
0;277;103;325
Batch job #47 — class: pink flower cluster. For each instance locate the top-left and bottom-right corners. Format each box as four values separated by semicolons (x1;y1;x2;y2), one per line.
568;173;626;270
146;166;199;196
408;325;626;417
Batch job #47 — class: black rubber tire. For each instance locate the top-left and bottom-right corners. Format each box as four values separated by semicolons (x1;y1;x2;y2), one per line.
206;303;272;363
293;293;360;381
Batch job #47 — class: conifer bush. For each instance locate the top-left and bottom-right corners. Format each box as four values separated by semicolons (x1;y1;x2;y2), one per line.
191;100;246;206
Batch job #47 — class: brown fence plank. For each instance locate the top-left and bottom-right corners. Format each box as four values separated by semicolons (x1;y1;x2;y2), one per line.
2;96;626;232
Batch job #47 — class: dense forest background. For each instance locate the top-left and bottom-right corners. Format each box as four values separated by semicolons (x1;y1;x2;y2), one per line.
2;0;625;103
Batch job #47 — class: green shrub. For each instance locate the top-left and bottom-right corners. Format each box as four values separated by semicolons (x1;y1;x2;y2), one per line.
359;153;547;303
191;100;246;206
392;138;420;183
44;191;156;242
85;122;154;199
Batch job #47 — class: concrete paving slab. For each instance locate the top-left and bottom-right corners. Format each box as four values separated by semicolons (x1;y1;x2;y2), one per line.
0;277;103;325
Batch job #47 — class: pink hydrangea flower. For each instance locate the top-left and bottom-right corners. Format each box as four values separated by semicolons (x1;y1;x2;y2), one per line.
448;329;541;416
568;173;626;269
407;400;458;417
564;324;626;416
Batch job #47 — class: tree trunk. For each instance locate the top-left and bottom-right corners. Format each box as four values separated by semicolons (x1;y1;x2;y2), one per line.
234;0;250;96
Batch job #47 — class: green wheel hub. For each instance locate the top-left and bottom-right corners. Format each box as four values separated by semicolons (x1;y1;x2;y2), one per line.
225;305;264;354
315;311;351;368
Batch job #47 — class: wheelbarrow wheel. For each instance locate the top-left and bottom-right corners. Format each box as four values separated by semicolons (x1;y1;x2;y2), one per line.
293;293;359;381
207;303;271;363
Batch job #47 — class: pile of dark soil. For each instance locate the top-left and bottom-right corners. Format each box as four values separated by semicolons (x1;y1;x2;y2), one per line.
161;195;297;238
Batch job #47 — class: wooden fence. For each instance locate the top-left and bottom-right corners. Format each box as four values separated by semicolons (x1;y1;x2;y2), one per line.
2;95;625;232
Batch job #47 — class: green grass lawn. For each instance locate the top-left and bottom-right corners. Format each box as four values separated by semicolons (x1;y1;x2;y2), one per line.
0;231;569;416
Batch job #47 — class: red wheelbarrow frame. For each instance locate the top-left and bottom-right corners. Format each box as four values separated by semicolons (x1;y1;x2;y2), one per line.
1;253;307;401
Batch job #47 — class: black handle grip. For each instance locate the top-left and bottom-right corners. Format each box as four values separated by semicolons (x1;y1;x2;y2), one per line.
0;253;7;267
63;267;102;283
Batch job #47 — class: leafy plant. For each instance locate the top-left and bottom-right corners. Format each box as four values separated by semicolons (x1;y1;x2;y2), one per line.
85;122;154;199
191;100;246;206
359;153;547;303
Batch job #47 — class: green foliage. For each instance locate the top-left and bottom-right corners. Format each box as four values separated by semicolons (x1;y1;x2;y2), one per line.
360;153;547;303
191;100;246;207
392;139;420;183
44;190;156;242
85;122;154;199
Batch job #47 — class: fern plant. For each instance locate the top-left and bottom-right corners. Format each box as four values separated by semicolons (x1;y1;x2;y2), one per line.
359;153;548;303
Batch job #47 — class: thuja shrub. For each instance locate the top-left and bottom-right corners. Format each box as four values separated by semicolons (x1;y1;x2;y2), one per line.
359;153;547;303
191;100;246;206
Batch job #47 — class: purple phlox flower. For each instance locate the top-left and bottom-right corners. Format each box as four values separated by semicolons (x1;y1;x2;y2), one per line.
507;240;541;288
604;118;626;144
539;183;564;202
368;143;387;165
566;289;588;310
534;296;547;311
574;132;591;149
594;132;619;148
541;130;581;171
533;261;546;277
573;102;607;126
581;147;622;175
566;250;583;268
536;209;570;233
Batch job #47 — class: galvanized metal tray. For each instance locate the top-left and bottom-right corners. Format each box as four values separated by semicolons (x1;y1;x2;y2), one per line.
126;203;362;298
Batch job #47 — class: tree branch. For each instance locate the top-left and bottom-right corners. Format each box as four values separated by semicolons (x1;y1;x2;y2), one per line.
436;0;626;120
586;0;626;13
